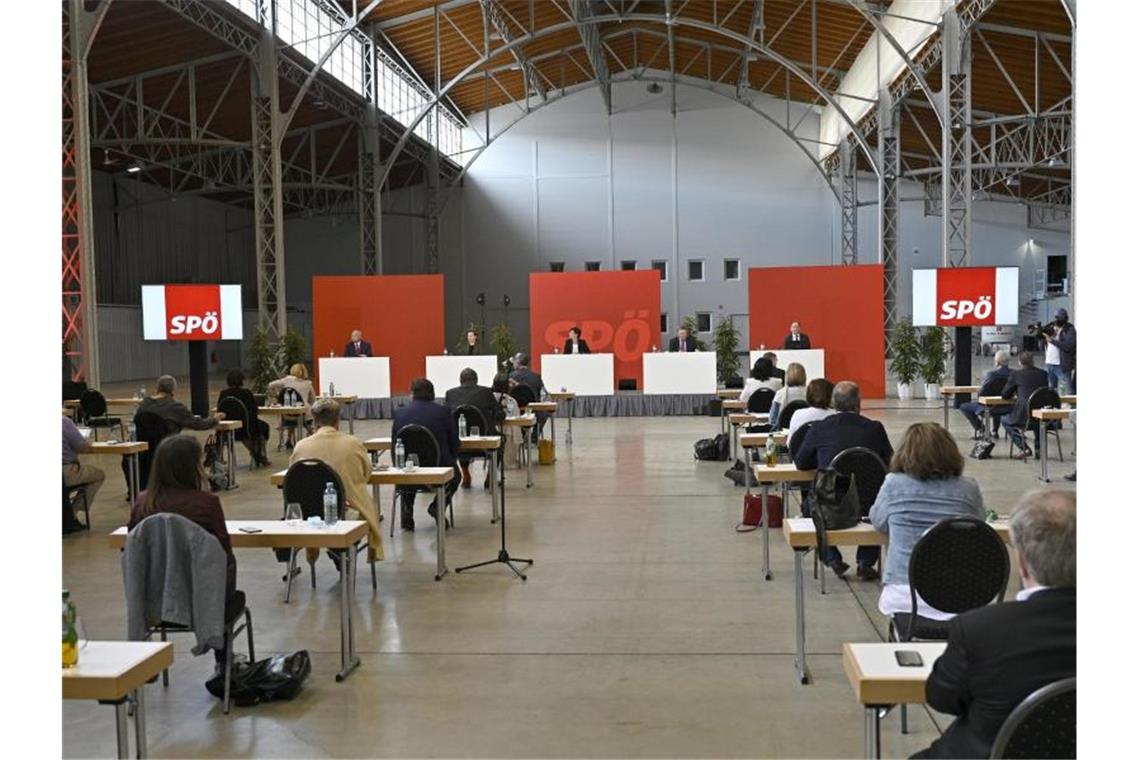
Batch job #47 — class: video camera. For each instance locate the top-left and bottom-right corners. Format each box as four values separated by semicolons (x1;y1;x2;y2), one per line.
1026;321;1055;339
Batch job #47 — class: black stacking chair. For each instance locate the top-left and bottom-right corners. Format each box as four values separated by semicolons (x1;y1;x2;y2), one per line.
79;389;124;441
64;381;88;421
281;459;375;599
990;677;1076;759
891;516;1009;733
453;404;494;486
788;421;815;461
830;447;888;517
276;388;306;450
389;424;452;537
777;399;808;431
64;480;89;530
747;387;776;414
1009;387;1064;461
132;412;179;494
216;396;254;472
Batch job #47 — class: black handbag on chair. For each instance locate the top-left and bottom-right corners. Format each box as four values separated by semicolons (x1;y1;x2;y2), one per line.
807;469;861;530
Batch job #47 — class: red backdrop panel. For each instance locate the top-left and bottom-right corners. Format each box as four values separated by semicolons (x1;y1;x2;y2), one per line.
312;275;445;393
748;265;885;398
529;271;661;388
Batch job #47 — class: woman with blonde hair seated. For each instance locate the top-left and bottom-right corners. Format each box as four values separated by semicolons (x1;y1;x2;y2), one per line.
769;362;807;426
267;363;316;446
869;422;985;620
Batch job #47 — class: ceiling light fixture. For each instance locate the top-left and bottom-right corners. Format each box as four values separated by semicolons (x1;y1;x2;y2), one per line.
126;161;142;174
647;82;663;94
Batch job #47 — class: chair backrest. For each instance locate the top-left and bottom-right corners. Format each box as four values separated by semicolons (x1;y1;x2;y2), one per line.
282;458;346;520
989;677;1076;759
134;411;179;447
788;420;815;459
1027;387;1061;413
216;397;249;437
394;423;441;468
908;516;1009;625
80;388;108;418
63;380;87;404
452;404;488;434
510;384;536;410
778;399;809;430
747;387;776;414
830;446;888;515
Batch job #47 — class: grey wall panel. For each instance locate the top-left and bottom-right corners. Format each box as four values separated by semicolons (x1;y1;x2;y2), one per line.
537;176;610;265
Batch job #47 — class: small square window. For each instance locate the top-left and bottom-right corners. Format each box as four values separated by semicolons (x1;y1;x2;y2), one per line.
660;313;669;333
724;259;741;281
688;259;705;282
585;261;601;271
651;260;668;281
620;260;637;271
549;261;565;272
696;312;712;333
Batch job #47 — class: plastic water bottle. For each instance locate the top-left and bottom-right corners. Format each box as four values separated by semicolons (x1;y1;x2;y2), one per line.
394;439;406;469
62;590;78;668
329;381;336;397
138;386;146;399
765;435;778;467
459;416;468;438
323;483;338;526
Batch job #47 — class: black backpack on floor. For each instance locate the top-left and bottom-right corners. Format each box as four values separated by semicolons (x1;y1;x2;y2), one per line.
694;433;730;461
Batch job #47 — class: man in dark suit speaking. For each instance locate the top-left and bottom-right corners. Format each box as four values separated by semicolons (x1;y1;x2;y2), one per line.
783;321;811;349
667;326;698;353
915;489;1076;759
344;329;372;357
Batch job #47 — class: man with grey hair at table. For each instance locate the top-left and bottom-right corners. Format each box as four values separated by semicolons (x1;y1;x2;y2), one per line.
915;489;1076;759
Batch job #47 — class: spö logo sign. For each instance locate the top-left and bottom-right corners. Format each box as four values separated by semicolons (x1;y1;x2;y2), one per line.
142;284;243;341
912;267;1019;327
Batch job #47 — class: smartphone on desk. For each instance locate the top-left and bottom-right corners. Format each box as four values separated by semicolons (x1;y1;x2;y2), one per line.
895;650;923;667
238;527;263;534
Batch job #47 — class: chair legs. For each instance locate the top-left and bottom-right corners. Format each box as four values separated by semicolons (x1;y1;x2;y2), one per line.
389;490;398;538
284;549;299;603
159;627;169;687
222;627;234;714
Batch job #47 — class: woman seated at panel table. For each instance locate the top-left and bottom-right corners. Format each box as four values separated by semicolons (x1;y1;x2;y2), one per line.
768;362;807;427
217;369;271;468
869;422;985;621
738;356;782;403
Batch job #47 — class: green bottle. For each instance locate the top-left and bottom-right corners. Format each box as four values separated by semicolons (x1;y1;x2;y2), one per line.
62;590;78;669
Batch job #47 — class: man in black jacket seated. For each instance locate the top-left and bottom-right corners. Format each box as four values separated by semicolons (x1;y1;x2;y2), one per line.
793;381;893;580
959;350;1012;438
392;378;460;531
444;368;504;489
1000;351;1050;459
914;489;1076;759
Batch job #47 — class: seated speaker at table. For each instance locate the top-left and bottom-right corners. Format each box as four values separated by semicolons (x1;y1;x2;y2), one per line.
562;326;591;355
463;328;481;355
343;329;373;357
783;321;811;349
667;326;698;352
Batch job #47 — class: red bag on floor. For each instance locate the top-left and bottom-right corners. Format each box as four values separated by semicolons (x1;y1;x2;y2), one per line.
736;494;783;533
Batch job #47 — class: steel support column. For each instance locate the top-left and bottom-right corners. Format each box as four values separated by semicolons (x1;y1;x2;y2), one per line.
360;28;382;274
941;10;972;268
62;0;107;386
879;90;901;348
251;9;286;339
839;139;858;265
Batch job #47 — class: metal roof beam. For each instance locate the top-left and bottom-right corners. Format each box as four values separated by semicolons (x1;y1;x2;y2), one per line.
571;0;612;113
736;1;765;99
480;1;548;102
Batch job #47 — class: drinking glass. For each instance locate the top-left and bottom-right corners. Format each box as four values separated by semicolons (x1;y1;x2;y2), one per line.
285;502;303;526
76;616;88;652
470;426;480;437
405;454;419;472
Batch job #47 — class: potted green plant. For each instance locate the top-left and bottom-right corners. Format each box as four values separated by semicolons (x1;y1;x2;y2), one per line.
489;323;517;369
919;325;951;399
247;327;276;398
275;325;307;373
888;317;920;400
679;315;708;351
713;316;741;385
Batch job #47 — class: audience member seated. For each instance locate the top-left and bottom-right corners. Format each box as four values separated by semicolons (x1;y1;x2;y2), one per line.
915;489;1076;759
128;435;239;665
267;363;316;405
787;378;836;439
509;354;548;437
1000;352;1049;459
392;378;460;532
769;362;807;425
959;350;1012;438
763;351;786;383
793;381;893;579
290;398;382;565
445;368;503;490
137;375;222;432
493;373;521;468
217;369;271;468
869;422;984;619
739;356;783;403
62;416;104;530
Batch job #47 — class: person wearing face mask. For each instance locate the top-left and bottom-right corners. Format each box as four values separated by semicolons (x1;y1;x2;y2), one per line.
1045;309;1076;393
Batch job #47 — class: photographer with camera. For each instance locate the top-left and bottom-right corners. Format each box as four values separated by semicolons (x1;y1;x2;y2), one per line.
1046;309;1076;393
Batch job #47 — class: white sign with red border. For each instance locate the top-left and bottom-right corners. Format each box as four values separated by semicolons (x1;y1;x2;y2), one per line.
142;284;243;340
912;267;1019;327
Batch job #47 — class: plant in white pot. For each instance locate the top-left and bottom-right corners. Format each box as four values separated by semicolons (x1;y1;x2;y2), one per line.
919;325;951;400
889;318;920;400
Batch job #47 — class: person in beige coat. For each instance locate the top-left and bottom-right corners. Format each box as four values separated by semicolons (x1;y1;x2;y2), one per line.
289;398;382;562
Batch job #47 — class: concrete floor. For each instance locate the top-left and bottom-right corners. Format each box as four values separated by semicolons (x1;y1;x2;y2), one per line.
62;399;1074;758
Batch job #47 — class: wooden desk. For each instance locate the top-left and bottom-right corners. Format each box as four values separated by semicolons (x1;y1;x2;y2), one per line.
1032;408;1074;483
548;391;576;444
63;640;174;759
720;398;745;434
843;642;947;759
717;388;743;399
65;398;81;409
938;385;980;429
315;394;358;433
104;397;143;408
974;396;1014;444
750;464;815;582
782;517;1009;687
1059;394;1076;406
89;441;148;504
728;412;769;462
502;415;537;486
526;401;560;447
111;521;367;682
